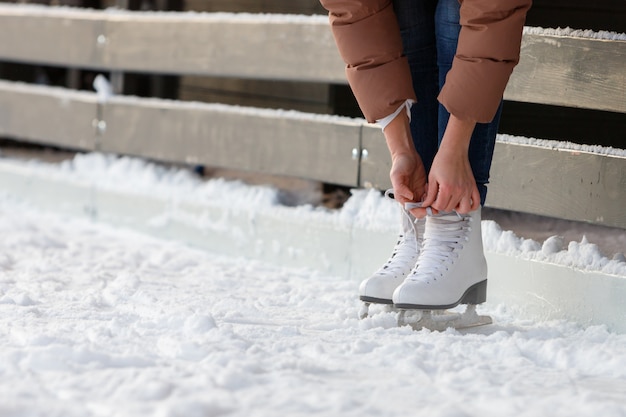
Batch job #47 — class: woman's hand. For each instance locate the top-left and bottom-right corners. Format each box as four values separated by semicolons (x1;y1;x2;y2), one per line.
413;114;480;217
389;151;427;205
383;110;427;206
420;145;480;214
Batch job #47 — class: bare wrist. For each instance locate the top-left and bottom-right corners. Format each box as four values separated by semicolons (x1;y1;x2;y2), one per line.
440;114;476;153
384;111;415;157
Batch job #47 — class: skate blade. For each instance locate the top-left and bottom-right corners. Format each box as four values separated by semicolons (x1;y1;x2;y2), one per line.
398;304;492;332
359;302;398;320
358;302;370;320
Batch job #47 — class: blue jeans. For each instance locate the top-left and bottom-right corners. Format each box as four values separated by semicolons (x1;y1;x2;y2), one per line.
392;0;502;205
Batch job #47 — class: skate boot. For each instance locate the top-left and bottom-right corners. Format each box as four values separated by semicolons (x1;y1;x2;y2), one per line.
358;191;424;319
392;207;492;331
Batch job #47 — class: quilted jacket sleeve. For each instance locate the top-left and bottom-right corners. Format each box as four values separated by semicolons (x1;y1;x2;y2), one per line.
319;0;416;123
438;0;532;122
320;0;532;124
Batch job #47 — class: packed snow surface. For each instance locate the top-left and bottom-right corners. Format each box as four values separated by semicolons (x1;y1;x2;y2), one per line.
1;194;625;417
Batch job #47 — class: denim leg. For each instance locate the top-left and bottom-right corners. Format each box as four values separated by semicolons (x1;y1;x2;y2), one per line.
434;0;502;205
392;0;439;174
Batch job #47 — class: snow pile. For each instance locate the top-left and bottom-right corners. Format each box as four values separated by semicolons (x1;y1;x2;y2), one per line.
0;196;625;417
37;152;393;231
0;3;329;24
339;187;400;232
524;26;626;41
498;134;626;157
58;153;282;208
483;221;626;276
4;152;625;276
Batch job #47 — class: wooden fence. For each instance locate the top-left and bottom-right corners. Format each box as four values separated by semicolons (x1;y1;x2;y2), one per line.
0;3;624;228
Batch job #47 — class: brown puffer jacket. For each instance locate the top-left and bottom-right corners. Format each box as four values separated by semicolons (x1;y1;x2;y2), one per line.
320;0;532;123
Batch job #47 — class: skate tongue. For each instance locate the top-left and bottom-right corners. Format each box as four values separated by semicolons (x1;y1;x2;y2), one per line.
410;213;469;280
423;212;467;243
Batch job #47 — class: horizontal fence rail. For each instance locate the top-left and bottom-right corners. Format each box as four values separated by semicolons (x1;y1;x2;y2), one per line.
0;80;362;186
505;33;626;113
0;5;346;84
0;4;625;228
360;129;626;229
0;4;624;112
2;79;625;229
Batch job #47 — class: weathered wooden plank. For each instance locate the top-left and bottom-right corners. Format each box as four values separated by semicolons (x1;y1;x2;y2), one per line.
0;4;343;82
359;125;389;190
505;34;626;113
488;142;626;229
98;97;361;186
0;79;359;185
359;133;626;229
99;14;344;83
175;0;332;113
0;80;96;150
526;0;626;32
0;5;105;68
184;0;326;14
1;79;625;227
0;5;624;113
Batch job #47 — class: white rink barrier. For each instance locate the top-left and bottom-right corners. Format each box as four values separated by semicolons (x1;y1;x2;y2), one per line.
0;157;624;333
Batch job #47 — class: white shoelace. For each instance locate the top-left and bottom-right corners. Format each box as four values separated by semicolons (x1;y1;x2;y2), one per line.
406;213;471;282
375;189;422;277
376;232;419;277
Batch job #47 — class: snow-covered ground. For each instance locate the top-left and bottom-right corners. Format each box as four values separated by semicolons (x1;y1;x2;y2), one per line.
0;4;624;413
1;159;625;417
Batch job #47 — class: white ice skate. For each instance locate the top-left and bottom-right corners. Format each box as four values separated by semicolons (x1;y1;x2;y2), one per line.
358;191;424;319
392;208;492;331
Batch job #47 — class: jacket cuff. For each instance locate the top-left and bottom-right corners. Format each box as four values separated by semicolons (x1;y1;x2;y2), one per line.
438;58;515;123
328;1;416;123
438;0;531;123
347;57;416;123
376;99;415;131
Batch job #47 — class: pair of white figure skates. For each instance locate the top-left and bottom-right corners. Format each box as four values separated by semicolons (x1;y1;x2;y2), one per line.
359;191;492;331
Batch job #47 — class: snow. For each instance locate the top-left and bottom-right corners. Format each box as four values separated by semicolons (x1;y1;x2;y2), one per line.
105;94;361;126
1;192;626;417
523;26;626;41
0;2;330;24
483;221;626;276
1;151;624;274
1;3;624;412
498;134;626;158
93;74;113;104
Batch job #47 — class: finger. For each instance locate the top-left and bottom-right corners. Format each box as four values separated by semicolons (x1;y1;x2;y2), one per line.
389;170;414;202
409;207;427;218
457;193;472;214
421;181;439;207
442;194;457;213
409;205;437;219
420;184;428;202
432;186;454;213
392;182;414;203
470;186;481;212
